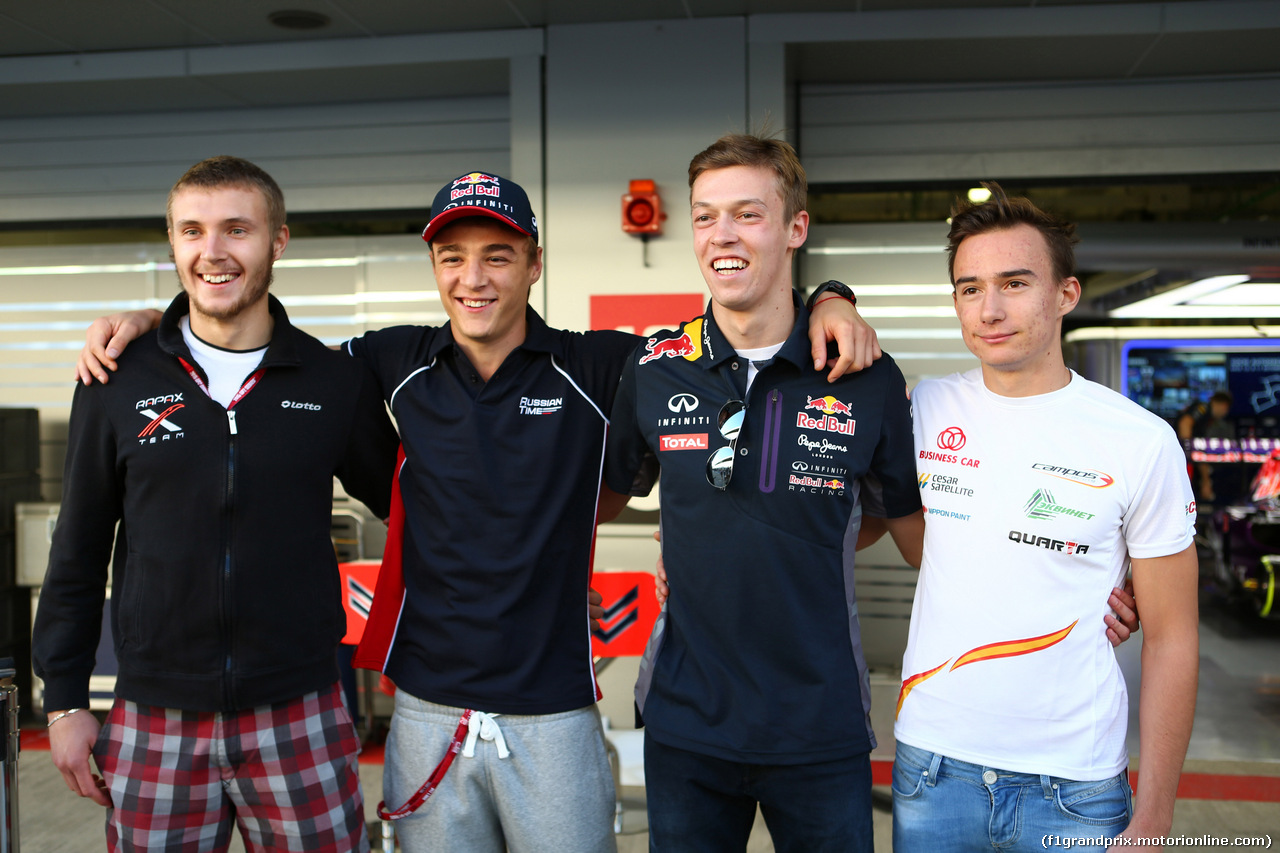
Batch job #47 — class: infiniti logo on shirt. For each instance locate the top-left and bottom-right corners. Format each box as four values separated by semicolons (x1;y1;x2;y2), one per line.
668;393;699;413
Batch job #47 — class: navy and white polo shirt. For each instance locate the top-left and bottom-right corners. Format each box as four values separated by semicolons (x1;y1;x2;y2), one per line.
349;307;638;714
605;298;921;764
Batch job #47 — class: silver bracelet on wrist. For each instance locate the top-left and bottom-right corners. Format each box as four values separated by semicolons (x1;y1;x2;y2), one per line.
47;708;86;728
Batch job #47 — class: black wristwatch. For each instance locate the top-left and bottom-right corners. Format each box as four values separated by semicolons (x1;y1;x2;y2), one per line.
806;279;856;309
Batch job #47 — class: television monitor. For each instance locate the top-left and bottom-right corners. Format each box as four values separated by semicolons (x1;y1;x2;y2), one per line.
1121;339;1280;438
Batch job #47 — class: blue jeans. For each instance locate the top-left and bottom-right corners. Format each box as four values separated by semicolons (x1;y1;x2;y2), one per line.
892;741;1132;852
644;736;873;853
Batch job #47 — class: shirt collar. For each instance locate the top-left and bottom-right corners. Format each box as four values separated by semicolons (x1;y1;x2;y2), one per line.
158;292;301;368
697;291;812;372
426;305;563;362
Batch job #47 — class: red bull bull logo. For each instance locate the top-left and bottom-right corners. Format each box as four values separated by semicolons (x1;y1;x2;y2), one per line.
640;333;696;364
453;172;498;186
805;395;853;416
451;172;501;201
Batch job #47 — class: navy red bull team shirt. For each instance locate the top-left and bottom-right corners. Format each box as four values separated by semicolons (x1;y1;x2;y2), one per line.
348;307;638;714
605;296;921;764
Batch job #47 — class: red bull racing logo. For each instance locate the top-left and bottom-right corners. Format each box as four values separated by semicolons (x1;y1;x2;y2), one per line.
450;172;501;201
788;474;846;495
796;395;856;436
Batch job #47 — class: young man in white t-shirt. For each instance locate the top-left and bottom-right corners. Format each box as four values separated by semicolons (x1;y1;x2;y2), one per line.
892;185;1199;852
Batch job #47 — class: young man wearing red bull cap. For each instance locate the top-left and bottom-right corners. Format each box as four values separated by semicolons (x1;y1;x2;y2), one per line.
75;167;881;851
605;134;926;852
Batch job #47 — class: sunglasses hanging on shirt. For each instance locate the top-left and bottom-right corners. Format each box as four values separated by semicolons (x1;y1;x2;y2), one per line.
706;400;746;490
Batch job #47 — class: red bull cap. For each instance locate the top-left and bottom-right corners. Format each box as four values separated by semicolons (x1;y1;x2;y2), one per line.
422;171;538;244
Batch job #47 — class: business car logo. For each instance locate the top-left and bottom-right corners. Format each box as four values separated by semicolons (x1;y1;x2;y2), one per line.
937;426;967;451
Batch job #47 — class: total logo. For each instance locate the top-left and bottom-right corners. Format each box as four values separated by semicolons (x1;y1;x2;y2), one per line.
796;395;856;436
659;433;708;451
1031;463;1114;489
918;426;981;468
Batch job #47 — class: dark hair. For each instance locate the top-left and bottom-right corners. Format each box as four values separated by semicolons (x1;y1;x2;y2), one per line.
1210;390;1234;406
688;133;807;222
946;182;1078;284
167;156;286;234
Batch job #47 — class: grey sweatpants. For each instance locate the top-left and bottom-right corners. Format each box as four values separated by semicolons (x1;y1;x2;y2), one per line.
383;692;618;853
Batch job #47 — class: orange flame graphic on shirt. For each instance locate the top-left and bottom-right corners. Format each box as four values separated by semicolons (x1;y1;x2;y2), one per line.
895;658;950;718
896;620;1078;719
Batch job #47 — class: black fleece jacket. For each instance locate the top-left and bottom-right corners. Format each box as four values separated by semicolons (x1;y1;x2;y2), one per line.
33;293;398;713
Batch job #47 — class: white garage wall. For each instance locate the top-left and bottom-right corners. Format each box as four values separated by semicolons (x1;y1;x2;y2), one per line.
799;74;1280;184
0;96;512;223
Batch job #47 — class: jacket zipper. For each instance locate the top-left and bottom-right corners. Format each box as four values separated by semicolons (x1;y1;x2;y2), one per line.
178;357;265;710
223;408;237;709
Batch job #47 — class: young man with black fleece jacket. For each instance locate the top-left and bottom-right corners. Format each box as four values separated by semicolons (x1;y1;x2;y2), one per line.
33;156;398;853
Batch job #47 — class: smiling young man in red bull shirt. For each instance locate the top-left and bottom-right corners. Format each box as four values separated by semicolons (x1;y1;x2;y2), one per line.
605;134;925;852
890;185;1198;852
74;166;883;851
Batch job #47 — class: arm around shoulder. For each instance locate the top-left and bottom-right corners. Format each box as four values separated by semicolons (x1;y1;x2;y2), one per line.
883;510;924;569
76;309;163;385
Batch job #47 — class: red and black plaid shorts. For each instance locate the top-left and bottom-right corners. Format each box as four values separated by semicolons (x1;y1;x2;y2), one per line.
93;682;368;852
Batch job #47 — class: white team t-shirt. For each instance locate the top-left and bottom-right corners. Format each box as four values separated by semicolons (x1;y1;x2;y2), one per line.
895;368;1195;780
180;317;267;408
